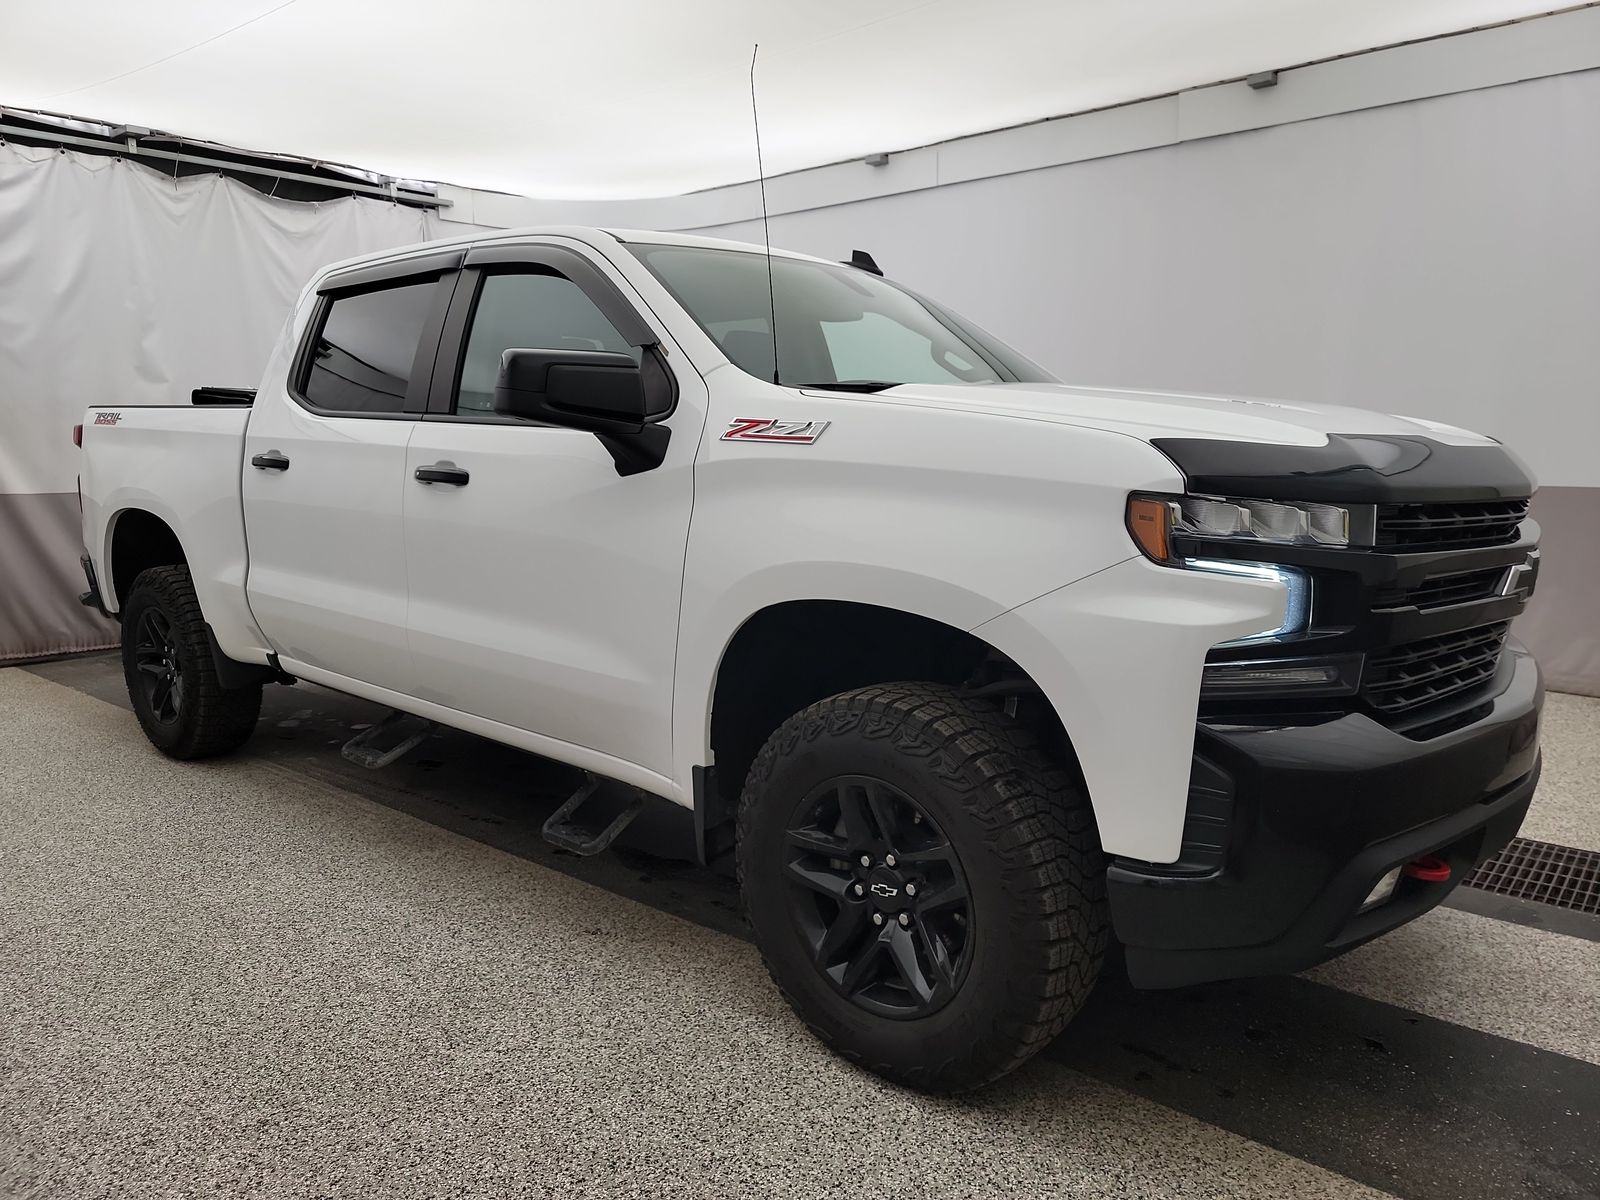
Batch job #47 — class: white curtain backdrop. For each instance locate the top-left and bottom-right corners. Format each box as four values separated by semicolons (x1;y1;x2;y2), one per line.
0;143;468;660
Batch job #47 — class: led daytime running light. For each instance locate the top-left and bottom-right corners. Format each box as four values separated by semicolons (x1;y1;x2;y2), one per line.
1185;558;1311;644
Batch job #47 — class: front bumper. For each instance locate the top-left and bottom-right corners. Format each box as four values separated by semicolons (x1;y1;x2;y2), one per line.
1110;643;1542;989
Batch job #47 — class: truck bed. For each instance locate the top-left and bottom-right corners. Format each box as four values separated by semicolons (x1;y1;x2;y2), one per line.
78;403;266;662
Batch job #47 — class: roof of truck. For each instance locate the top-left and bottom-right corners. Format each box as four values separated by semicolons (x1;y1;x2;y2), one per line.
309;224;836;286
606;228;832;262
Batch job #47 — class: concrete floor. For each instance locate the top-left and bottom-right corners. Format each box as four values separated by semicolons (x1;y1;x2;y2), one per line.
1523;691;1600;849
2;657;1597;1199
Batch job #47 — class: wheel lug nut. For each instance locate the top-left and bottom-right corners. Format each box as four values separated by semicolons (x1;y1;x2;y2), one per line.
872;912;884;926
905;883;917;896
897;913;910;927
885;854;897;868
853;883;864;896
859;855;871;867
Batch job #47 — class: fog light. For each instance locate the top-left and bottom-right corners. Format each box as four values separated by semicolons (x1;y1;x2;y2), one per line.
1200;653;1363;698
1360;866;1403;912
1204;663;1338;690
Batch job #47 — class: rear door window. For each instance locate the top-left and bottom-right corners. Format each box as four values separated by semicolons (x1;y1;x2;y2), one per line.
302;279;440;413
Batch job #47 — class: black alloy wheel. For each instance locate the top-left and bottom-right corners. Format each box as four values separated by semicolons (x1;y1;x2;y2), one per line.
120;564;263;759
132;608;184;725
738;683;1109;1091
785;775;974;1019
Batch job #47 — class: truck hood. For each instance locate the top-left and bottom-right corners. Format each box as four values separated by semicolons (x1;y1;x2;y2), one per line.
849;382;1498;449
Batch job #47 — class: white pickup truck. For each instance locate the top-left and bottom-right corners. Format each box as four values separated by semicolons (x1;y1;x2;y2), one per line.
76;226;1544;1090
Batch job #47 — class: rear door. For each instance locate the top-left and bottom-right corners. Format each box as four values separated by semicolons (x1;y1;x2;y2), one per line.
243;251;459;693
401;241;705;783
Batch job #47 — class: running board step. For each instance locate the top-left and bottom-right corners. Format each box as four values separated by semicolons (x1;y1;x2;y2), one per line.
341;710;437;769
542;774;646;856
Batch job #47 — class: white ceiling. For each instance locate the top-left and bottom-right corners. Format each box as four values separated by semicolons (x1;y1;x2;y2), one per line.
1;0;1563;198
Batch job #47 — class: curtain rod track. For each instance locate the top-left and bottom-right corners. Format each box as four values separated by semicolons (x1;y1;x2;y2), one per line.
0;122;450;209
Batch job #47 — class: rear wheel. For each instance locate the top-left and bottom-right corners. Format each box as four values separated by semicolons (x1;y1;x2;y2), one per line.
121;565;262;759
737;682;1108;1091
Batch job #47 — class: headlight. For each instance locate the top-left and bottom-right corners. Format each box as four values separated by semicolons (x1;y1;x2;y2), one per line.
1126;494;1321;645
1127;494;1351;561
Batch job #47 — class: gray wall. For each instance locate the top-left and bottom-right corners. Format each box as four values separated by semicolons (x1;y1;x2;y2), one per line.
691;70;1600;694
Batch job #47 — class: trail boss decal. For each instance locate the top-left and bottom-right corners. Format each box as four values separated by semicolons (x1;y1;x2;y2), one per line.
93;412;122;426
720;417;831;445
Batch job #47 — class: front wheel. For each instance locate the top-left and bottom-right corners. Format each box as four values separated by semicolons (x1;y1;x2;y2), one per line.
121;564;262;759
737;682;1108;1092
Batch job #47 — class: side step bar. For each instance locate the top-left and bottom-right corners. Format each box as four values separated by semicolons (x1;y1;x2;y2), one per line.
341;710;437;769
542;774;646;856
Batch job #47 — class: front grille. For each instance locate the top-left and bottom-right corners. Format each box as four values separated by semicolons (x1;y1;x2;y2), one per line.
1375;566;1506;612
1374;498;1529;551
1362;621;1510;715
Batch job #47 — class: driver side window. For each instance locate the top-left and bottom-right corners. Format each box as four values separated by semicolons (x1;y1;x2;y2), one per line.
456;271;640;414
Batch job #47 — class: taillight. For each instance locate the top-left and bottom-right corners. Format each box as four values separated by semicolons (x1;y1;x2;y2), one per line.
73;424;83;447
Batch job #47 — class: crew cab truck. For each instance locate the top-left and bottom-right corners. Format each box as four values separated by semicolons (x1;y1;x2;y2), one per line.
76;227;1543;1091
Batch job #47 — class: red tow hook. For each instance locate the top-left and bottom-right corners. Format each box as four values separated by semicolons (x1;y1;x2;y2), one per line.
1403;854;1452;883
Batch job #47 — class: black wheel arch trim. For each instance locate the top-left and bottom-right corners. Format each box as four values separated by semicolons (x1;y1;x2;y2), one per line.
78;553;114;620
693;763;735;867
202;624;286;690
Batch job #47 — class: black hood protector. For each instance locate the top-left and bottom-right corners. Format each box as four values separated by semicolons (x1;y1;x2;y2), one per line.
1150;434;1535;503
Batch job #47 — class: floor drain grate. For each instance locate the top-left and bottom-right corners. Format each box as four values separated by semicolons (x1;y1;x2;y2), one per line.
1464;837;1600;914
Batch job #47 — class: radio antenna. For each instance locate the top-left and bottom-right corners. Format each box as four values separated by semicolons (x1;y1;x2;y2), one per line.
749;44;780;385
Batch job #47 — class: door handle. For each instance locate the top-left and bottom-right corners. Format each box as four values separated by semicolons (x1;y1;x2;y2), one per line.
251;452;290;471
414;464;470;486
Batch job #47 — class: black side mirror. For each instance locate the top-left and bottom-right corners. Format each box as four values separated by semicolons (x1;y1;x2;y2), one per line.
493;347;675;477
494;348;649;433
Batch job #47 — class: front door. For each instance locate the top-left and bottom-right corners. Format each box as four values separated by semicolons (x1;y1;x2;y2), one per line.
401;244;704;782
244;264;454;694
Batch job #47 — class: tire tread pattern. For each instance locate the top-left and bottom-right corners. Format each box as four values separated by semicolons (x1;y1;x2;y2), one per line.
736;682;1109;1091
122;564;261;760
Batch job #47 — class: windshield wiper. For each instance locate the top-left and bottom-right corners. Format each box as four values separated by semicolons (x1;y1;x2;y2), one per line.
791;380;900;393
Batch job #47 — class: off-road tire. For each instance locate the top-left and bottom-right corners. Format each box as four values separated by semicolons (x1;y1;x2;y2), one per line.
737;682;1108;1092
120;564;262;759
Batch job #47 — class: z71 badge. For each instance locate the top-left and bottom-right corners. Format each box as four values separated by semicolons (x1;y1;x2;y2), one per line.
720;417;830;445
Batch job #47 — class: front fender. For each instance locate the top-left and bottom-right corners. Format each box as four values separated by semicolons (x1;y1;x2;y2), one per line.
672;387;1193;801
974;556;1287;863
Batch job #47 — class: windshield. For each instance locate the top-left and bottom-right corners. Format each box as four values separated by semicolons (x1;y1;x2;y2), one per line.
627;243;1056;391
